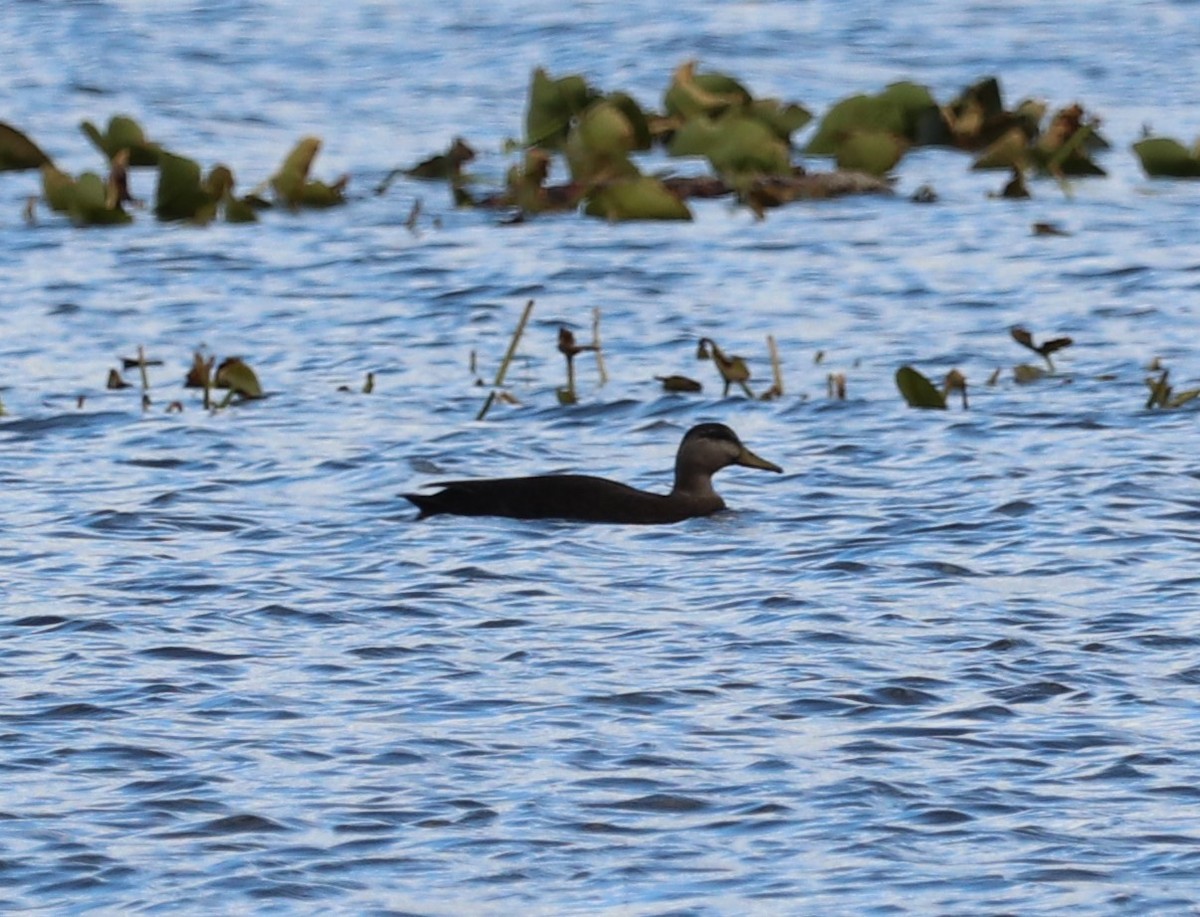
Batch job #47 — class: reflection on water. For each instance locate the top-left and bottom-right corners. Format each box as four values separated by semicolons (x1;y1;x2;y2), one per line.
3;1;1200;913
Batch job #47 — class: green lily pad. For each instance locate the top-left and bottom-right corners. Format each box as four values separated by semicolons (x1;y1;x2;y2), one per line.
565;100;642;184
806;94;908;155
876;81;940;137
664;62;751;120
155;151;214;222
525;68;598;150
0;122;52;171
41;164;131;225
270;137;346;207
80;115;161;166
584;176;692;221
41;164;74;212
896;365;947;409
749;98;812;141
1133;136;1200;178
834;129;908;176
214;357;263;399
669;113;791;178
604;92;653;151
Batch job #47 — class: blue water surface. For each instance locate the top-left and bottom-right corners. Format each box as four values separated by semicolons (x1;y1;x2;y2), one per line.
2;1;1200;913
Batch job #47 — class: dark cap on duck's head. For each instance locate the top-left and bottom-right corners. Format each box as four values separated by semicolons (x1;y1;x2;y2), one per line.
675;422;783;478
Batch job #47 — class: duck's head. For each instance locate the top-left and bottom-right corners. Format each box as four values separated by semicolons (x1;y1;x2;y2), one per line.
675;423;783;480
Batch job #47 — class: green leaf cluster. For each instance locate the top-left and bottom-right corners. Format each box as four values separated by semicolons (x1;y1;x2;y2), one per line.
40;164;132;226
1133;137;1200;178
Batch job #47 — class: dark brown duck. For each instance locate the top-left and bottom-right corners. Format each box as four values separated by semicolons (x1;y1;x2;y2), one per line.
404;422;782;524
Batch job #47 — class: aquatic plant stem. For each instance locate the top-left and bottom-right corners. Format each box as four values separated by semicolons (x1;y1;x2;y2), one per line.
767;334;783;396
136;345;150;391
477;299;534;421
592;307;608;385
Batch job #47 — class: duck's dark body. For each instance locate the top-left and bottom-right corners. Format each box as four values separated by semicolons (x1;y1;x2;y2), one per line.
406;474;722;524
404;423;781;525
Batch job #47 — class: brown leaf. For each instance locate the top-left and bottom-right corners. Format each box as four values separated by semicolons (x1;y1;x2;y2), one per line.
185;352;214;388
1010;327;1036;350
1039;337;1073;356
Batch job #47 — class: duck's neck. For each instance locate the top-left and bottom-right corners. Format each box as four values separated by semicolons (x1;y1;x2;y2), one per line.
672;460;724;507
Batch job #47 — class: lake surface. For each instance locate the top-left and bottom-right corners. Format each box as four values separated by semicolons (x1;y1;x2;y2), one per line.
3;1;1200;913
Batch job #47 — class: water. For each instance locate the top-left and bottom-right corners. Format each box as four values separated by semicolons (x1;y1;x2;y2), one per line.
3;1;1200;913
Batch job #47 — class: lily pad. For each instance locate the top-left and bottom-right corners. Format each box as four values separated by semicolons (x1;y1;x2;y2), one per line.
565;100;642;183
525;68;598;150
895;365;947;409
0;122;52;171
806;83;935;158
669;113;791;178
214;357;263;399
834;130;908;176
271;137;347;208
749;98;812;141
41;164;131;226
155;151;214;222
81;115;161;166
584;176;692;221
663;62;752;120
605;92;653;151
1133;136;1200;178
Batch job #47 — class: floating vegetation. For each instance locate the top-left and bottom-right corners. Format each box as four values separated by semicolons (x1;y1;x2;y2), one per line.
895;365;968;410
106;368;132;390
697;337;755;398
81;114;163;167
8;65;1196;232
0;121;51;171
213;357;264;403
40;161;133;226
92;346;267;413
656;374;703;393
1144;367;1200;409
1011;326;1073;372
270;137;348;209
1133;135;1200;178
156;154;261;223
5;114;346;227
896;365;947;409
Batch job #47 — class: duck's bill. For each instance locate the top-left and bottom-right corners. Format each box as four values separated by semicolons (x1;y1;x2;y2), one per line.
737;446;783;473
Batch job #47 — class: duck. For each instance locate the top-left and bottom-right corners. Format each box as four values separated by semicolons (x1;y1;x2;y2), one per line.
404;422;782;524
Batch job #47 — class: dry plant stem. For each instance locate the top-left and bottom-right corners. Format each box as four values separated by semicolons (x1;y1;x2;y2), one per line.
477;298;535;421
137;345;150;391
767;334;783;396
592;307;608;385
